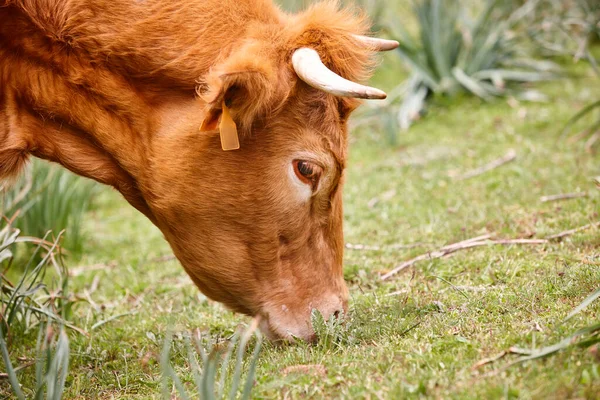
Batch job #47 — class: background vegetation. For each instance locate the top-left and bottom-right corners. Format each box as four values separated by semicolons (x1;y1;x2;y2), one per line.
2;0;599;398
2;161;97;257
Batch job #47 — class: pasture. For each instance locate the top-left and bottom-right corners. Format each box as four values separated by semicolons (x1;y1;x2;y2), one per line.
2;1;600;399
3;59;600;399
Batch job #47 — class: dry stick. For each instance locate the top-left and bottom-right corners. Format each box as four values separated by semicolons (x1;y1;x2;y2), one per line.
381;238;547;281
382;221;600;281
385;289;409;297
151;254;176;263
282;364;327;377
0;360;36;379
439;234;493;250
91;311;137;331
471;347;532;370
438;285;503;294
69;262;117;277
545;221;600;240
453;149;517;181
540;192;588;202
345;242;430;251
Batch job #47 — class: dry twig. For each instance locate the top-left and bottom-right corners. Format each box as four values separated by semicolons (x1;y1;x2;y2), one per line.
0;361;36;379
345;242;429;251
282;364;327;377
381;236;546;281
471;347;531;370
452;149;516;181
69;261;117;277
385;289;409;297
540;192;588;202
382;220;600;280
150;254;176;263
545;221;600;240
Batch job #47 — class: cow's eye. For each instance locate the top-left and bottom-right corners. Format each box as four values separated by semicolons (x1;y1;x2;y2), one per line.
293;160;322;190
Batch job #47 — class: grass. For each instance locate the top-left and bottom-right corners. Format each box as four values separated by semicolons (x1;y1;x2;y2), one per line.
3;48;600;400
0;210;74;399
160;322;263;400
1;160;98;257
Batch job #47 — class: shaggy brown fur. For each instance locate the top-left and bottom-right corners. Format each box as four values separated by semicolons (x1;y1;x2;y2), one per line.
0;0;382;340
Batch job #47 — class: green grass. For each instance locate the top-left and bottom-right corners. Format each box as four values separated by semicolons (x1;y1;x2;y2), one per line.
1;160;98;257
3;58;600;400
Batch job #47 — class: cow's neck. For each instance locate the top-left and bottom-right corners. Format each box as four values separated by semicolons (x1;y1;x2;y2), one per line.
0;1;281;221
0;7;158;220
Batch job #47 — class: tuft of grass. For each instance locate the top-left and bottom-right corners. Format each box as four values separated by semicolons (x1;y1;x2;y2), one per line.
1;322;71;400
311;310;354;350
0;225;78;335
1;160;98;257
160;321;263;400
0;210;77;399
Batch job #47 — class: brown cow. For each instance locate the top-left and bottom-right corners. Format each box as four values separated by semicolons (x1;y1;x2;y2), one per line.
0;0;396;341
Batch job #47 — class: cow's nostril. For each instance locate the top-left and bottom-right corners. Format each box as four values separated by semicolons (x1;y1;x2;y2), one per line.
333;309;341;319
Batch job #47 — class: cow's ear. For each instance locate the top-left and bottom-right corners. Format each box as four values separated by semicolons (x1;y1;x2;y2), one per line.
199;42;290;134
199;71;272;133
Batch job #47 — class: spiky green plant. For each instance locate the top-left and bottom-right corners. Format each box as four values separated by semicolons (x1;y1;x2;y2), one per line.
0;212;76;399
386;0;559;130
551;0;600;145
1;160;97;256
161;322;263;400
1;323;71;400
0;220;78;334
486;0;600;143
515;0;600;63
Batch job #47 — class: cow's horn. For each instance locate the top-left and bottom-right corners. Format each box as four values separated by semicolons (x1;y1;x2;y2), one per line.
352;35;399;51
292;48;387;100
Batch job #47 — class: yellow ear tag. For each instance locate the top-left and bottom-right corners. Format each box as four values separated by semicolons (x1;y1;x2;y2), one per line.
219;101;239;151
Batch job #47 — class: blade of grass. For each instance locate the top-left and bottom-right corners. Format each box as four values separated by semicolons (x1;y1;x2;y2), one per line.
218;331;239;399
508;322;600;365
241;332;263;400
91;311;136;331
564;287;600;322
562;99;600;136
201;350;218;400
452;67;493;100
160;332;190;400
46;329;69;400
228;319;260;400
0;325;25;400
184;335;204;395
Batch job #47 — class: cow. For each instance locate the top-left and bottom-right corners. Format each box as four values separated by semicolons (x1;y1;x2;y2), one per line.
0;0;397;341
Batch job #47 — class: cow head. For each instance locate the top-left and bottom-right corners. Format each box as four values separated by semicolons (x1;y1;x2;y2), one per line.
144;5;396;342
0;1;395;342
143;4;397;340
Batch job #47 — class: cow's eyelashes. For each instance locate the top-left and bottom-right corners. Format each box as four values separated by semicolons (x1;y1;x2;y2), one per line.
297;160;314;177
293;160;322;191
